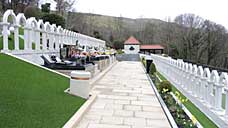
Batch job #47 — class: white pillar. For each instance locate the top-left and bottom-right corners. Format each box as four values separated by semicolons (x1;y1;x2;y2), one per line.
70;71;91;99
215;83;223;111
42;31;47;50
199;77;205;100
14;25;19;50
35;30;40;50
224;87;228;116
2;23;9;51
55;33;59;51
23;27;29;50
208;81;215;108
28;28;33;50
49;32;54;50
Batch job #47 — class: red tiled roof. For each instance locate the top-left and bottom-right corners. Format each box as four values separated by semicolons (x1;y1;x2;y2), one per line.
140;44;164;50
124;36;140;45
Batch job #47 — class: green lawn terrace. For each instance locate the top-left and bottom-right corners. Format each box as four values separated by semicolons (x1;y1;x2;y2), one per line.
0;53;85;127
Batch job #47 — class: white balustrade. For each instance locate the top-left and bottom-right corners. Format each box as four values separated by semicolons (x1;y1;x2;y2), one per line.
149;53;228;126
0;9;106;58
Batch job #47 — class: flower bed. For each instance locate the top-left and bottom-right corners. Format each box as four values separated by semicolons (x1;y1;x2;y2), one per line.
153;76;198;128
141;58;198;127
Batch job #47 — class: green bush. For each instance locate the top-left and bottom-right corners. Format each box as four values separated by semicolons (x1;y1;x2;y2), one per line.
141;57;146;67
24;6;41;19
117;49;124;54
149;62;156;75
158;81;172;93
41;13;65;27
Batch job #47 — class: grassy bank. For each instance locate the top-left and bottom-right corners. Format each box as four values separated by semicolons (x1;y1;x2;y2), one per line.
0;53;86;128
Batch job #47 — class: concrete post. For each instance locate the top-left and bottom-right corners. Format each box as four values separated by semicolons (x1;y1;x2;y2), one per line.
70;71;91;99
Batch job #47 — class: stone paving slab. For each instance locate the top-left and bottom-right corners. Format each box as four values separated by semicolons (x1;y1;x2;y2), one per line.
76;61;171;128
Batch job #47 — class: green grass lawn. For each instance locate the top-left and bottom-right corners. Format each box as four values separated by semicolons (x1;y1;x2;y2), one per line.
0;53;86;128
156;72;218;128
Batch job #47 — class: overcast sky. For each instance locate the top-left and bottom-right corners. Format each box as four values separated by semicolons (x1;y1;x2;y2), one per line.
74;0;228;28
40;0;228;29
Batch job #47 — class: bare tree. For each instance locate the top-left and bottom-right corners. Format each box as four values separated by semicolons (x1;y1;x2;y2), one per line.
201;20;227;65
174;14;205;60
1;0;38;13
55;0;76;15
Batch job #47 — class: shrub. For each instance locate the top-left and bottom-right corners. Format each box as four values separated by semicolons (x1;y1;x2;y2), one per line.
41;13;65;27
41;3;51;13
149;62;156;75
117;49;124;54
24;6;41;19
158;81;172;93
113;40;124;49
141;57;146;67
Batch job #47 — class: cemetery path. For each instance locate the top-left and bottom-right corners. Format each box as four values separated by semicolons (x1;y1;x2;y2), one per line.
76;61;171;128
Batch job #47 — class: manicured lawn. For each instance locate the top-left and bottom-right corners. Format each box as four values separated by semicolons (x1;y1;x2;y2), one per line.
0;53;86;128
156;72;218;128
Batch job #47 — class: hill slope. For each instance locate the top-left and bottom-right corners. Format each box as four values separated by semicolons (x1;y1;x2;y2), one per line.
67;12;169;46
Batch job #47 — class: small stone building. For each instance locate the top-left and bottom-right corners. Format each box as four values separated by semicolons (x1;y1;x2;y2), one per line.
124;36;164;54
124;36;140;54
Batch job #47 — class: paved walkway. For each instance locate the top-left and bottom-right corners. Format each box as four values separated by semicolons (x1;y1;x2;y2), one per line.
76;61;171;128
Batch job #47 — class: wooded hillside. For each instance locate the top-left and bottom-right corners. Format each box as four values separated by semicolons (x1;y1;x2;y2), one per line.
66;12;228;69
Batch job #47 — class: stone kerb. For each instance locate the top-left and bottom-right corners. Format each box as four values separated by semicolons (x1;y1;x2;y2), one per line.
151;53;228;127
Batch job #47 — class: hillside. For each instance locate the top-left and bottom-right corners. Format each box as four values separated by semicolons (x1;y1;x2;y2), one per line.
67;12;169;46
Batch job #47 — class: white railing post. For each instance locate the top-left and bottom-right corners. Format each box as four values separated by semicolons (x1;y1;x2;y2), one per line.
2;23;9;51
35;29;40;50
215;82;223;111
224;86;228;117
42;31;47;50
14;25;20;50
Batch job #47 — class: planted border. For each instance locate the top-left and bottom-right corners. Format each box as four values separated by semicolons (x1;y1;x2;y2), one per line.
156;72;218;128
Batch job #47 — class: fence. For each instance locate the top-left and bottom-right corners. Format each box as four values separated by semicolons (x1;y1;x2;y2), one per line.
0;10;106;64
144;54;228;127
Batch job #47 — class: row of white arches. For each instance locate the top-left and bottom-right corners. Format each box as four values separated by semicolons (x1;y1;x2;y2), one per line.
1;10;105;52
148;54;228;125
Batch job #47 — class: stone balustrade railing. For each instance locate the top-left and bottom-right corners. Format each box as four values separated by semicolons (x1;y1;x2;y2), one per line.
145;54;228;127
0;10;105;53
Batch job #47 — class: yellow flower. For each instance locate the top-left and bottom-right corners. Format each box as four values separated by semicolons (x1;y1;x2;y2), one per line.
191;116;197;124
175;91;180;96
163;88;169;93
